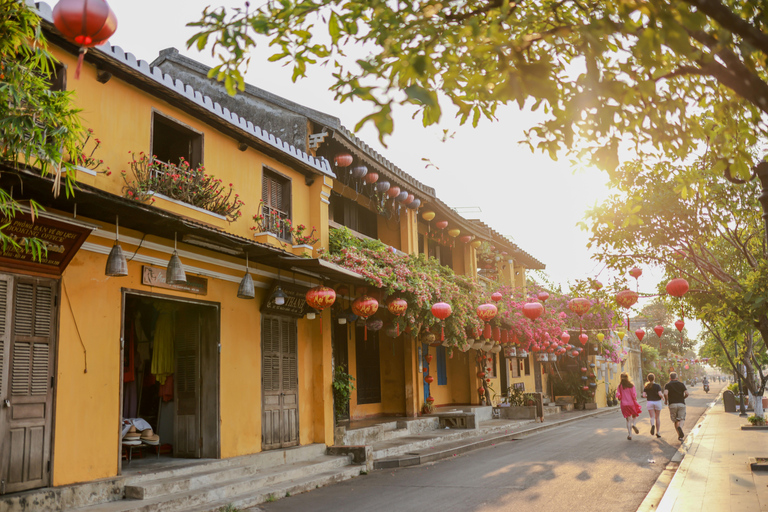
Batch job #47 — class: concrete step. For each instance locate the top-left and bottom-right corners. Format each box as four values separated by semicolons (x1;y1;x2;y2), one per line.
125;455;350;500
71;454;353;512
337;417;438;446
185;465;364;512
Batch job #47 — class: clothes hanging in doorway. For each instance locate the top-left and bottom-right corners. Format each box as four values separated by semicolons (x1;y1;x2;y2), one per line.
151;305;175;385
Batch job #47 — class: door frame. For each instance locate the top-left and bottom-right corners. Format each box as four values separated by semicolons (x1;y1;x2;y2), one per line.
118;288;221;474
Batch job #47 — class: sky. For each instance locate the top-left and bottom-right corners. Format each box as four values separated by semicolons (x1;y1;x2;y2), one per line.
100;0;690;336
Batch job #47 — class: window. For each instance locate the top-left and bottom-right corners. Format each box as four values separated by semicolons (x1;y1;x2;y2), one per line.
436;346;447;385
329;192;377;238
523;356;531;376
262;169;292;241
151;111;203;169
47;61;66;92
427;240;453;269
510;357;520;378
355;326;381;404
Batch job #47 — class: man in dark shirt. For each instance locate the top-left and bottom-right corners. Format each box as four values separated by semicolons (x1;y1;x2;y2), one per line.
664;372;689;441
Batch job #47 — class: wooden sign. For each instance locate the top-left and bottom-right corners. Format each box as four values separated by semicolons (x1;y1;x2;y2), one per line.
142;265;208;295
261;281;309;318
0;213;93;275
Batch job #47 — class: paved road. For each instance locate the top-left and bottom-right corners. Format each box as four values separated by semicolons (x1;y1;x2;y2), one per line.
259;383;725;512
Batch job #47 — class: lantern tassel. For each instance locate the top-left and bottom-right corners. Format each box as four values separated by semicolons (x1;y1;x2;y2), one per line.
441;323;445;341
75;47;87;80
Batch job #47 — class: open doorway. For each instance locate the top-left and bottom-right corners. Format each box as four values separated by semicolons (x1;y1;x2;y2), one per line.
120;292;219;472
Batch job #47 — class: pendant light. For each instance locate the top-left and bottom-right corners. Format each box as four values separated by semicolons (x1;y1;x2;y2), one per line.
104;215;128;276
166;232;187;284
237;253;255;299
270;268;286;305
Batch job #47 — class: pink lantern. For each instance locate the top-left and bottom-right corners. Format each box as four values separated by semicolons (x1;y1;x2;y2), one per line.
579;334;588;345
666;278;689;297
435;220;448;230
560;332;570;344
491;292;503;302
431;302;452;341
635;329;645;342
522;302;544;321
537;291;550;302
568;298;592;316
629;267;643;280
334;153;353;167
477;304;498;323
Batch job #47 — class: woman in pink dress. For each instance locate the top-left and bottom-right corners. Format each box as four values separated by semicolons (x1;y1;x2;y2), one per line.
617;372;643;440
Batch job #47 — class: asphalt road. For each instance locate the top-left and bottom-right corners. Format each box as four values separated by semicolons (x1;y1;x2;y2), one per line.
259;383;725;512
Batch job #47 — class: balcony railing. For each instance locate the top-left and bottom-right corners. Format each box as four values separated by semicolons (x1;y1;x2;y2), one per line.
261;204;292;241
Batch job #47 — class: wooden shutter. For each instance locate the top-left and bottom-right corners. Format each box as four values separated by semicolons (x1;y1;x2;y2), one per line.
174;310;201;458
262;316;299;449
1;276;56;494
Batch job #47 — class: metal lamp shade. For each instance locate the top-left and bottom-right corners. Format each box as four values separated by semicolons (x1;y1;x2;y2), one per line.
166;251;187;284
105;243;128;276
237;272;255;299
272;286;286;305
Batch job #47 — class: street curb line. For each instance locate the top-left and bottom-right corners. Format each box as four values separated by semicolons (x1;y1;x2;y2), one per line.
635;390;723;512
375;405;620;469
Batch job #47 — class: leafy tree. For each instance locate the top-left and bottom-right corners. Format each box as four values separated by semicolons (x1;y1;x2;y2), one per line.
586;157;768;413
633;299;694;354
188;0;767;179
0;0;83;259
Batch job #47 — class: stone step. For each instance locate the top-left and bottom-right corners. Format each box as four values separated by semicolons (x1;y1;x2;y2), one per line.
125;454;350;500
337;417;438;446
71;455;353;512
124;443;327;486
184;465;364;512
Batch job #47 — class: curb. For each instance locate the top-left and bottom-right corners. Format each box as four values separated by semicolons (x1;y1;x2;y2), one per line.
635;390;723;512
374;405;620;469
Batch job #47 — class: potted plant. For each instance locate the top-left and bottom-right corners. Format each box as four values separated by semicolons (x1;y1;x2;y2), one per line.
332;365;355;422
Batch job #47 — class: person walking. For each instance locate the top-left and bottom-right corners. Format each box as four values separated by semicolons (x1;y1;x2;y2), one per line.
617;372;643;440
642;373;663;438
664;372;689;441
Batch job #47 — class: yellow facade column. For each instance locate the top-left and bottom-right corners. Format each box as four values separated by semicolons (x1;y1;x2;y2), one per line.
311;311;335;445
403;335;419;417
311;176;334;253
515;265;527;290
400;209;419;255
501;257;515;287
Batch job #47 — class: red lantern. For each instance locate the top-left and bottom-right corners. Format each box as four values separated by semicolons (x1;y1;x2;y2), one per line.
654;325;664;337
522;302;544;321
435;220;449;230
492;326;501;342
635;329;645;342
387;186;401;199
675;319;685;332
537;291;550;302
483;324;492;340
560;332;570;344
616;289;639;309
352;296;379;339
431;302;452;340
500;329;508;344
53;0;118;79
305;285;336;329
477;304;498;323
334;153;353;167
491;292;503;302
666;278;689;297
424;375;434;384
629;267;643;280
363;172;379;185
459;235;474;244
579;334;588;345
425;354;433;364
387;297;408;335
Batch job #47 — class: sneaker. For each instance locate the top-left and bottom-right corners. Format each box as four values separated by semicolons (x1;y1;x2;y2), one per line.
632;425;640;434
651;425;655;435
676;426;684;438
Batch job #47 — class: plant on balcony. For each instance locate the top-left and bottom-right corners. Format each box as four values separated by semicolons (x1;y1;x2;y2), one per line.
252;200;292;238
68;128;110;174
120;152;244;221
292;224;318;246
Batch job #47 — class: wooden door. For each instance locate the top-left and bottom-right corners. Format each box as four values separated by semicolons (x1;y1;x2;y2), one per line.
174;309;201;458
262;316;299;450
0;275;57;494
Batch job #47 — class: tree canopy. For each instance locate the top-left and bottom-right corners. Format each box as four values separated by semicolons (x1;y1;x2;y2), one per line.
189;0;768;177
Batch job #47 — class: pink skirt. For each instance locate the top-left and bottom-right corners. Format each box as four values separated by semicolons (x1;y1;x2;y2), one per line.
621;403;642;418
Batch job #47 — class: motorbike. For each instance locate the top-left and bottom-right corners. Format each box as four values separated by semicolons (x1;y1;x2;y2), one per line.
704;383;710;393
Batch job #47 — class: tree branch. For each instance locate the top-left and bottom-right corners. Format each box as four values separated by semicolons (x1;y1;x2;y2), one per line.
682;0;768;57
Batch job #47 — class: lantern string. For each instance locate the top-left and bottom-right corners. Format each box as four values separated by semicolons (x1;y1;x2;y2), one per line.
75;47;87;79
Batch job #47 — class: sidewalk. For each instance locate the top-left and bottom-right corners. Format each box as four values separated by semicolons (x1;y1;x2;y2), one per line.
640;395;768;512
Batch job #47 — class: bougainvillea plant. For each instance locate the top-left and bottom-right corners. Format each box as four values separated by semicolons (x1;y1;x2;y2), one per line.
121;152;244;221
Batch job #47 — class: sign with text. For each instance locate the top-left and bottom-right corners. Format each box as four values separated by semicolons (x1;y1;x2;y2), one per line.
142;265;208;295
261;281;310;318
0;213;92;275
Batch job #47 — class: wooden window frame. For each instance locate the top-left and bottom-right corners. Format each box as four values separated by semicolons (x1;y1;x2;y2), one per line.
150;109;204;170
261;167;293;241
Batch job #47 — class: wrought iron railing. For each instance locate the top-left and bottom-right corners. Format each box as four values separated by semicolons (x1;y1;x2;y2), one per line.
261;204;292;241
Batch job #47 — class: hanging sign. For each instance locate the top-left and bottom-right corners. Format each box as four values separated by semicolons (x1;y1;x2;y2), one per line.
142;265;208;295
261;281;310;317
0;212;93;275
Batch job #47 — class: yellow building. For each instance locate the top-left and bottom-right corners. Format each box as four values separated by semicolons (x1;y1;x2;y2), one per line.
0;4;546;498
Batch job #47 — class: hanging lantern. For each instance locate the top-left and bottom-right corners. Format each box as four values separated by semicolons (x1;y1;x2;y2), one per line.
560;332;570;344
537;291;550;302
363;172;379;185
376;181;391;194
435;220;449;230
522;302;544;321
597;333;605;342
386;186;401;198
675;319;685;332
591;280;603;290
666;278;689;297
616;289;639;329
617;331;626;341
425;354;433;364
459;235;474;244
404;193;415;205
654;325;664;337
421;210;436;221
568;297;592;317
491;292;503;302
383;323;399;338
396;191;409;203
500;329;508;344
407;199;421;210
306;286;337;311
635;329;645;342
492;326;501;342
424;375;434;384
431;302;452;340
352;296;379;340
477;303;498;326
579;334;588;345
334;153;353;167
351;165;368;179
447;228;461;238
470;240;482;249
53;0;118;79
366;316;383;332
386;297;408;335
629;267;643;280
